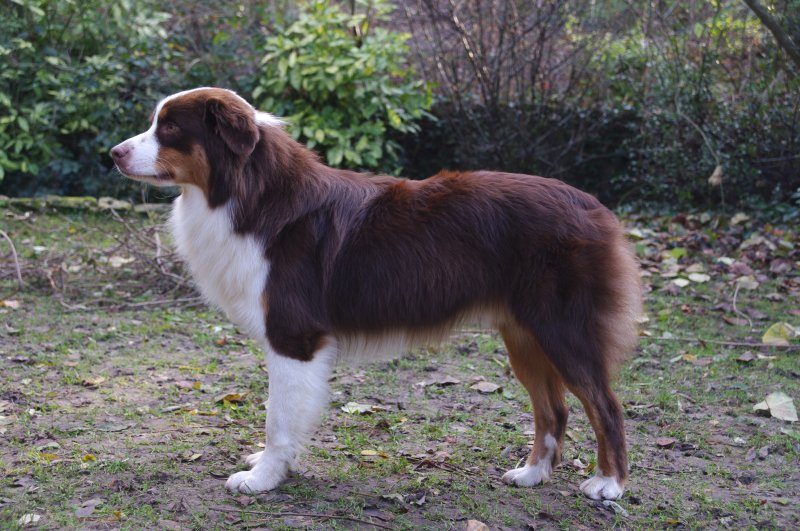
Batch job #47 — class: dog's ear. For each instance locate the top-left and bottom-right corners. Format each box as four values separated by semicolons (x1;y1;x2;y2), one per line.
205;97;259;156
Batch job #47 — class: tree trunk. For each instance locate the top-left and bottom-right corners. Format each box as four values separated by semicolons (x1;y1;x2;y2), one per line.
742;0;800;72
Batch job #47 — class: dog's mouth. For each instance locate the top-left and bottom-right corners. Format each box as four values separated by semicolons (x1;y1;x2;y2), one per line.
118;168;173;185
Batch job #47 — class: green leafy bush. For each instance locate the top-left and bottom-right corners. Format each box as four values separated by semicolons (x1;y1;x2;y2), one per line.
251;0;431;173
0;0;179;196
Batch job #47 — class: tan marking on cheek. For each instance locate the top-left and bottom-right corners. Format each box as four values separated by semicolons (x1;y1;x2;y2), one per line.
155;144;211;198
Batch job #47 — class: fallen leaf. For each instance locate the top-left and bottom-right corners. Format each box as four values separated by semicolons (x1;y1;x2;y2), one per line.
769;258;793;274
736;351;756;363
341;402;388;414
671;278;690;288
175;380;202;390
108;255;135;268
96;422;134;432
602;500;629;517
75;498;104;518
707;165;723;186
669;247;688;259
215;392;247;404
753;392;798;422
81;376;106;388
464;519;490;531
424;375;461;387
0;300;20;309
656;437;677;448
723;316;749;326
688;273;710;283
470;381;502;394
762;322;795;346
360;449;388;459
18;514;41;526
736;276;759;290
82;454;96;462
730;212;750;225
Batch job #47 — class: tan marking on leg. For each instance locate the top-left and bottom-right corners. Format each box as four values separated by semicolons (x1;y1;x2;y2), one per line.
500;322;568;469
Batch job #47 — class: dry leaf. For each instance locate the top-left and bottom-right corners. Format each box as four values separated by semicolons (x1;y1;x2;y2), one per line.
360;449;388;459
762;322;795;346
424;375;461;387
688;273;710;283
708;165;723;186
753;392;797;422
341;402;388;414
18;514;41;527
0;299;20;309
656;437;677;448
736;276;759;290
736;351;756;363
464;520;490;531
108;255;135;268
470;381;501;394
81;376;106;388
724;316;749;327
671;278;690;288
603;500;629;517
730;212;750;225
215;392;247;404
75;498;104;518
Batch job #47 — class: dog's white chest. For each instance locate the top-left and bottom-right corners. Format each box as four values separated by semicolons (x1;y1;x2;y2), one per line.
169;188;269;339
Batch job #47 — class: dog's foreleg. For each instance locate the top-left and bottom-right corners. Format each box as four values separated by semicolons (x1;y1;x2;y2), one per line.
226;341;336;494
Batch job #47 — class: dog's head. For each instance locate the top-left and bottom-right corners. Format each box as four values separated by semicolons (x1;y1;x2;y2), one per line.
110;88;283;196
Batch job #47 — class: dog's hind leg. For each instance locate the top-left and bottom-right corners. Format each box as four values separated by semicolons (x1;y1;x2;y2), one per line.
226;340;336;494
525;314;631;500
499;322;568;487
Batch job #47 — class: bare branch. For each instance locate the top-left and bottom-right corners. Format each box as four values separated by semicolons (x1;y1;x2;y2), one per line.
742;0;800;73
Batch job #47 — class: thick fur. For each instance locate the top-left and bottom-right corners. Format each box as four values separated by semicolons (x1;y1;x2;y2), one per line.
110;88;642;500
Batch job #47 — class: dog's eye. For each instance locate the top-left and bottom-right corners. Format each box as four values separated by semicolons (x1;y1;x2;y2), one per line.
161;122;180;134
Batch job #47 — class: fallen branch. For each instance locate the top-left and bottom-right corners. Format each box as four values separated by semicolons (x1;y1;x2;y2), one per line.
0;229;24;288
646;336;800;350
208;506;394;530
730;282;753;329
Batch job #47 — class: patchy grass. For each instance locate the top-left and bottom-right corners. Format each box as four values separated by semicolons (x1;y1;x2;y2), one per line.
1;205;799;529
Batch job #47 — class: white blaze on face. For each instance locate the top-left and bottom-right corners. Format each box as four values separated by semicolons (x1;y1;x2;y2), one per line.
113;87;283;183
120;122;160;177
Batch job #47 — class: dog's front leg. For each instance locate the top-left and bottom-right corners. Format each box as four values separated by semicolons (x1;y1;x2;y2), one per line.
226;341;336;494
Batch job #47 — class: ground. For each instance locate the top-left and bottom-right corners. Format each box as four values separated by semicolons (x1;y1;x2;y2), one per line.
0;202;798;530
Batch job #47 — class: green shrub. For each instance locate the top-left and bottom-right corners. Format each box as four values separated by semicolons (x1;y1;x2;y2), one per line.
0;0;179;196
251;0;431;173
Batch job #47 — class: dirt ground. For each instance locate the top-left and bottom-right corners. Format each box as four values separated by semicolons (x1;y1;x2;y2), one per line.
1;206;799;529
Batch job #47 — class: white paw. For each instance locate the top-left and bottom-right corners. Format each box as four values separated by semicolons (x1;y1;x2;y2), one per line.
502;460;552;487
244;451;263;467
580;473;623;500
225;468;284;494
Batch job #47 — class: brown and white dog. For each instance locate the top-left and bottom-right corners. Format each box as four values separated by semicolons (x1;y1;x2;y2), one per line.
110;88;641;500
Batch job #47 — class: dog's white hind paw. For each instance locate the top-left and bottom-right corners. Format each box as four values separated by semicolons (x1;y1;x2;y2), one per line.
244;451;263;467
225;469;284;494
580;473;623;500
502;461;551;487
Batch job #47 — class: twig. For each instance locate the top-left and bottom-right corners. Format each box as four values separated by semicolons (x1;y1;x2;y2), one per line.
208;506;394;530
60;296;205;313
646;336;800;350
0;229;24;287
730;282;753;329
